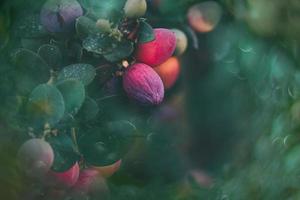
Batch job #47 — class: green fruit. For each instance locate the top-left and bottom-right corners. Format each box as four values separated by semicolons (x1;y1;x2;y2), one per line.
172;29;188;56
124;0;147;18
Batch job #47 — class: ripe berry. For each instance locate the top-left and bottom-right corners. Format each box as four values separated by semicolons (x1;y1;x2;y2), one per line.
17;138;54;178
123;63;164;105
46;162;80;188
40;0;83;33
92;159;122;178
154;57;180;89
135;28;176;67
71;168;109;199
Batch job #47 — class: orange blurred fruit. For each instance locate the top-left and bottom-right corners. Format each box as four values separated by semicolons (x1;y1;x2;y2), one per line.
154;57;180;89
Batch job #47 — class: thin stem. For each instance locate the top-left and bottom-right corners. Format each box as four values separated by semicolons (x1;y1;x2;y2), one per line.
71;127;80;153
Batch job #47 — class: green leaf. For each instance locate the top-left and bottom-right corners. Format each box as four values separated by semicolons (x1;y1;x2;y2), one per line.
11;49;50;95
27;84;65;127
77;97;99;121
57;63;96;85
138;20;155;43
14;14;47;38
48;133;81;172
78;128;121;166
21;38;47;51
75;16;99;38
82;34;112;54
106;120;138;153
38;44;62;68
11;48;50;72
103;40;134;62
56;79;85;117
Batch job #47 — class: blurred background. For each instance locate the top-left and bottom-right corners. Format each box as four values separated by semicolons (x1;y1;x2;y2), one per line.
1;0;300;199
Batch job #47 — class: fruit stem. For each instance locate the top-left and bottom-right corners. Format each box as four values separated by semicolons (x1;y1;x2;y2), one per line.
47;70;57;85
71;127;80;153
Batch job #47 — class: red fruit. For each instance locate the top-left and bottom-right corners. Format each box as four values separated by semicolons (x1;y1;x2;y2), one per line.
123;63;164;105
92;159;122;178
17;138;54;178
72;168;109;199
46;162;80;188
154;57;180;89
135;28;176;67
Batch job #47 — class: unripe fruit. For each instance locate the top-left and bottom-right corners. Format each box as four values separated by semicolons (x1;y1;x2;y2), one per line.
154;57;180;89
135;28;176;67
124;0;147;18
92;159;122;178
46;162;80;188
123;63;164;105
187;1;222;33
17;138;54;178
172;29;188;56
40;0;83;33
72;168;109;199
96;19;112;33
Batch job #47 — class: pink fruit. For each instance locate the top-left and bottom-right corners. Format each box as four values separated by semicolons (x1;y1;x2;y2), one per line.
92;159;122;178
17;138;54;178
46;162;80;188
123;63;164;105
135;28;176;67
72;168;109;199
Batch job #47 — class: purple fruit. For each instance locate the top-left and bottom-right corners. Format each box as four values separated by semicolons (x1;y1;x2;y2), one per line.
40;0;83;33
123;63;164;106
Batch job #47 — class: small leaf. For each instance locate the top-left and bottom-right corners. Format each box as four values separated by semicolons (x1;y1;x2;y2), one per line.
67;42;83;62
27;84;65;127
48;133;81;172
11;49;50;95
57;63;96;85
138;20;155;43
77;97;99;121
103;40;134;62
75;16;100;38
82;34;112;54
21;38;47;51
14;14;47;38
106;120;138;153
11;48;50;72
78;128;121;166
56;79;85;116
38;44;62;68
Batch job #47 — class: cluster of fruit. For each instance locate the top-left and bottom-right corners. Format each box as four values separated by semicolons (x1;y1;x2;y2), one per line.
12;0;190;198
6;0;227;199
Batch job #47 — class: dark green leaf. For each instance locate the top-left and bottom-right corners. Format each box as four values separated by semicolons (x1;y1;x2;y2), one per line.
77;97;99;121
21;38;47;51
11;49;50;95
75;16;99;38
57;63;96;85
103;40;134;62
56;79;85;116
11;48;50;72
78;128;121;166
138;20;155;43
14;14;47;38
38;44;62;68
27;84;65;127
82;34;112;54
48;133;81;172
